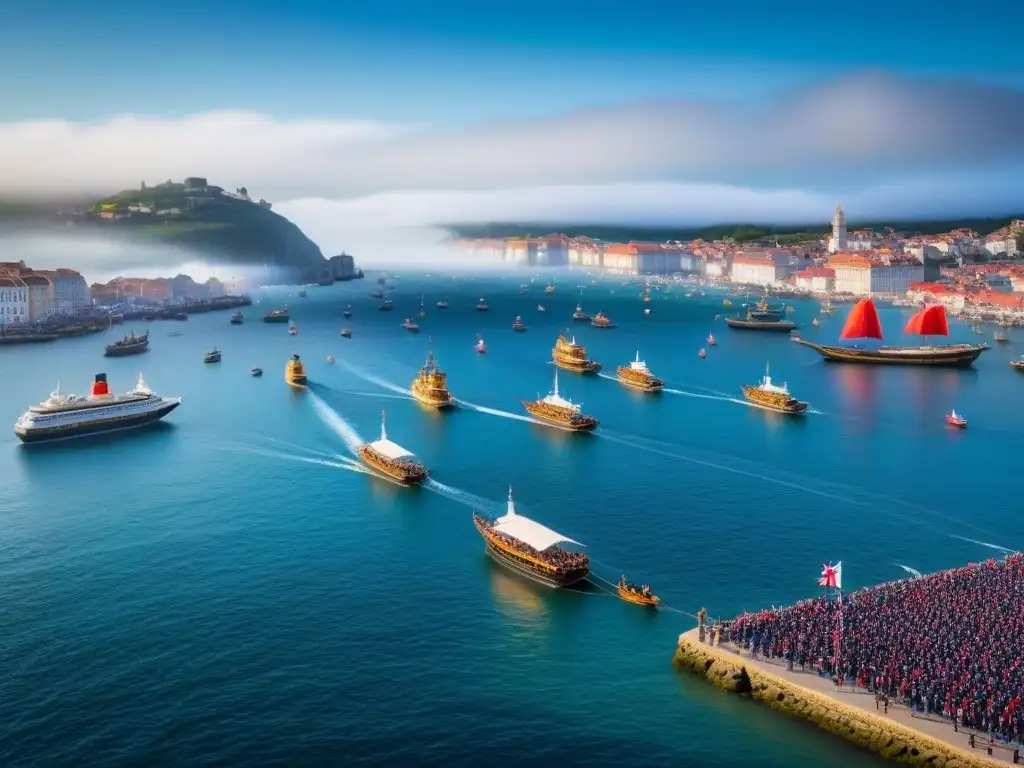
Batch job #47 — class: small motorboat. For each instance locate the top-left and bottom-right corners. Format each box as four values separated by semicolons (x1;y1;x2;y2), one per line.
343;304;352;318
341;328;352;338
544;283;555;295
288;325;298;335
436;298;450;309
713;314;720;321
644;308;652;316
946;410;967;428
617;576;661;607
476;298;488;312
512;316;527;332
251;366;263;377
402;318;421;333
379;299;393;311
994;330;1008;343
1011;356;1024;372
204;348;222;363
327;355;335;364
706;334;716;346
698;348;707;359
475;334;487;354
537;304;546;312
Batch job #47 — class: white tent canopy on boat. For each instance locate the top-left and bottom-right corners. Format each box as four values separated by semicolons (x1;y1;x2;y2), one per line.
492;486;583;552
369;438;413;460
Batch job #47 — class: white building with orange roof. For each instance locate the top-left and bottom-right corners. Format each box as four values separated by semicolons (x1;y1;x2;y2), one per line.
601;242;696;275
828;251;924;296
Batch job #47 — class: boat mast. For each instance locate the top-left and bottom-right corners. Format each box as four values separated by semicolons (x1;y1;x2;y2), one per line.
553;369;560;396
506;485;516;516
380;409;387;440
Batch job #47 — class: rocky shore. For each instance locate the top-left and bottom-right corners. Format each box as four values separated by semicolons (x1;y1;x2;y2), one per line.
673;630;1004;768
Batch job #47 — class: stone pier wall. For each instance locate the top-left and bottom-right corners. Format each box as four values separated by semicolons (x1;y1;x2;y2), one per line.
674;633;1003;768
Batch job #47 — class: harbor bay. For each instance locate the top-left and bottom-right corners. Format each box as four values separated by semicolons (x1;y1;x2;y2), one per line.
1;272;1021;767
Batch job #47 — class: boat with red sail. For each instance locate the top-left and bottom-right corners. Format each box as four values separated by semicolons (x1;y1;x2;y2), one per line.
792;300;988;368
946;410;967;428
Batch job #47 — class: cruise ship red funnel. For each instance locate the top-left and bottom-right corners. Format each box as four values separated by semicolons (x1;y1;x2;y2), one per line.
91;374;110;396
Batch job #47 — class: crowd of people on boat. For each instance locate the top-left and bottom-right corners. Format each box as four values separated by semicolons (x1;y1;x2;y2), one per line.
724;554;1024;745
481;518;588;572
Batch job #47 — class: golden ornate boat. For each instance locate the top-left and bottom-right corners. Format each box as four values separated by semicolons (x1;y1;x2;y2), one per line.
473;486;589;588
552;334;600;373
410;343;453;408
617;576;661;607
591;312;616;329
793;300;988;367
615;351;663;392
522;370;598;431
740;362;807;414
357;410;428;484
284;353;307;387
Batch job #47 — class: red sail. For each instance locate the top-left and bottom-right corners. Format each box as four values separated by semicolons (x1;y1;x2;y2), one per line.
839;298;884;340
903;304;949;336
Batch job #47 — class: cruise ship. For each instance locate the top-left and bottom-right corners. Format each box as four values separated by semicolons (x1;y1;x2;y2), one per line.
522;370;598;431
357;410;429;484
14;373;181;443
551;334;600;373
473;486;589;588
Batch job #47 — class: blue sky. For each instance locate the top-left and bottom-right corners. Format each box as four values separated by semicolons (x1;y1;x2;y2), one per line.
1;0;1023;233
2;0;1020;123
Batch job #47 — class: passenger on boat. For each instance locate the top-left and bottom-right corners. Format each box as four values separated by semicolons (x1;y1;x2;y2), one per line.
485;522;587;570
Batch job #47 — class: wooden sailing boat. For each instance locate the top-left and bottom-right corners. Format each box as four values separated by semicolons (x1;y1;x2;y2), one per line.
792;300;988;368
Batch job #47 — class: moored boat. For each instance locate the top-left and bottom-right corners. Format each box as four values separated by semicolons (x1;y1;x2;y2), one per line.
288;324;298;335
341;328;352;338
572;303;590;322
477;297;488;311
811;318;820;328
522;370;598;431
617;576;661;607
475;334;487;354
552;334;600;373
230;311;244;324
1011;357;1024;372
725;309;797;332
537;304;546;312
740;362;808;414
512;316;527;332
402;317;421;333
706;334;716;346
251;366;263;377
946;409;967;428
326;355;335;364
343;304;352;318
792;300;988;367
410;343;453;408
357;410;428;484
263;308;290;323
472;486;589;588
13;373;181;443
104;330;149;357
591;312;616;329
379;299;393;311
698;348;706;359
544;282;555;295
436;298;450;309
615;351;664;392
204;348;221;363
994;330;1008;343
285;353;307;387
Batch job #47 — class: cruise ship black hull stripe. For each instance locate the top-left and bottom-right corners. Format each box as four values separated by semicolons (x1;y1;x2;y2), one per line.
15;402;180;443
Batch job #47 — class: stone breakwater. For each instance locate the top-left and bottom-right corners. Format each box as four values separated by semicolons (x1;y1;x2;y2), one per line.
673;631;1003;768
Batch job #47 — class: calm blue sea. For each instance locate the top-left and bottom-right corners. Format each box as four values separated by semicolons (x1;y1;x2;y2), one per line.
1;272;1021;767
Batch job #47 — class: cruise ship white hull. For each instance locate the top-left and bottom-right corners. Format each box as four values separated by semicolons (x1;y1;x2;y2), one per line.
14;400;180;443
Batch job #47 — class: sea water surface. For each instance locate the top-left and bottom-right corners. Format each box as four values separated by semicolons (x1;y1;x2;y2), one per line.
1;272;1021;767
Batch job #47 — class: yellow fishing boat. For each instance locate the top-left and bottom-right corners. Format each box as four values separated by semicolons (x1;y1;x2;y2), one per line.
617;576;661;607
284;353;307;387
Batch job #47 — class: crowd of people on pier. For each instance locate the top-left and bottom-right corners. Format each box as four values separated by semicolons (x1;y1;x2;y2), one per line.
479;516;588;572
725;555;1024;745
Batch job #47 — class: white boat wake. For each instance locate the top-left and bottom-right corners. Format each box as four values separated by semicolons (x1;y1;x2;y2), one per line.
308;391;365;456
454;398;547;426
337;360;411;397
216;444;367;473
423;478;501;512
949;535;1016;554
895;564;923;578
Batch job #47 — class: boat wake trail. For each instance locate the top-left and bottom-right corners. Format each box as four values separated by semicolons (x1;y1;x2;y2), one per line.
216;444;368;473
949;535;1016;554
308;392;365;456
895;564;923;578
454;398;547;426
423;478;501;512
337;360;410;397
257;435;341;461
597;372;618;382
339;389;412;401
663;387;742;405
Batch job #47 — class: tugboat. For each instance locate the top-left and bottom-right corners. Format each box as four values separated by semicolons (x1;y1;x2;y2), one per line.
204;347;221;363
740;362;808;414
472;486;589;588
475;334;487;354
616;351;664;392
706;334;717;347
357;410;428;484
617;576;661;607
522;370;598;431
104;330;150;357
230;311;244;325
379;298;393;311
572;303;590;322
436;298;450;309
477;297;489;312
343;304;352;318
946;409;967;428
552;334;600;373
591;311;616;329
512;316;527;332
402;318;421;333
410;342;453;408
288;324;298;335
284;353;307;387
341;328;352;338
251;365;263;377
263;308;290;323
13;373;181;443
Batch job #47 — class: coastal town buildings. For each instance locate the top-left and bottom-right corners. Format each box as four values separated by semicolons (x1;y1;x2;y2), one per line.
730;248;806;286
827;205;847;253
37;269;91;313
601;242;697;275
828;252;924;296
0;261;91;322
793;267;835;293
0;276;30;324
